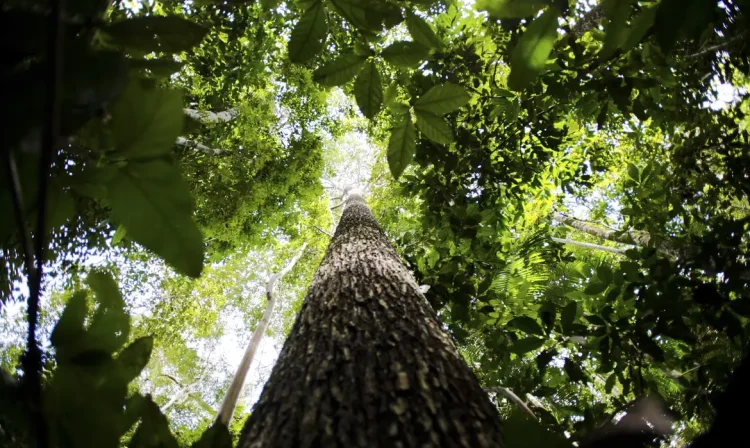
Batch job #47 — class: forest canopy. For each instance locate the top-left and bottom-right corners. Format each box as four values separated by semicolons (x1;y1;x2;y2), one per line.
1;0;749;446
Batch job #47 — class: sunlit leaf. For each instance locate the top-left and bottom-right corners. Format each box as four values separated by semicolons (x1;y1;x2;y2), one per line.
414;83;470;115
354;61;383;118
289;1;328;63
313;54;367;86
414;110;453;144
507;7;560;91
387;114;416;179
381;41;430;68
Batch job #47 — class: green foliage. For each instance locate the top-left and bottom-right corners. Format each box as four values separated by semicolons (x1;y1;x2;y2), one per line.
104;16;209;53
507;7;560;91
288;1;328;62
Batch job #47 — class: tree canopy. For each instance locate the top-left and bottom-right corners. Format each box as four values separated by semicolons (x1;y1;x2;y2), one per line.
1;0;749;446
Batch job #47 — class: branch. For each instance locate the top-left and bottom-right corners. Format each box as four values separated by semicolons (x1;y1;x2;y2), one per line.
215;242;309;425
688;31;749;58
485;387;537;420
175;137;225;155
313;225;333;238
551;237;628;255
183;108;239;124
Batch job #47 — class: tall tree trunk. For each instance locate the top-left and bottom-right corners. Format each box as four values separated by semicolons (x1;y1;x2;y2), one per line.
216;242;309;426
238;192;502;447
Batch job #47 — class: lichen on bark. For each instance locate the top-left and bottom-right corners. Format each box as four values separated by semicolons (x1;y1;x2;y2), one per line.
239;193;503;447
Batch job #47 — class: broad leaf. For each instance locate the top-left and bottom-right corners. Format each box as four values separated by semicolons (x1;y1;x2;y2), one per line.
477;0;550;19
510;337;545;354
381;41;430;68
313;53;367;86
329;0;383;34
87;271;130;354
387;114;416;179
564;358;586;382
561;302;577;333
414;110;453;144
107;160;204;277
129;396;179;448
620;5;657;53
289;1;328;63
110;80;183;159
509;316;545;336
50;291;88;357
414;83;471;115
116;336;154;384
128;58;183;79
354;61;383;118
104;16;208;53
584;281;607;295
191;423;232;448
507;7;560;91
596;265;614;284
406;13;442;48
600;0;635;59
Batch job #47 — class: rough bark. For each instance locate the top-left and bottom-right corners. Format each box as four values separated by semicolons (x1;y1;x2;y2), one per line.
238;193;502;447
216;242;308;426
175;136;225;156
183;108;239;124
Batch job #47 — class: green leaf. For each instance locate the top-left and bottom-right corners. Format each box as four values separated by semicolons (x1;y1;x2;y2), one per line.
128;58;183;79
313;53;367;86
620;5;657;53
477;0;551;19
627;163;640;181
110;80;183;159
116;337;154;384
414;110;453;144
638;333;665;362
191;423;232;448
509;316;545;336
414;83;471;115
107;160;204;277
584;281;607;295
504;409;571;448
288;1;328;63
605;373;617;393
510;337;545;354
600;0;634;59
564;358;586;382
129;396;179;448
507;7;560;91
381;41;430;68
387;114;416;179
353;61;383;119
596;265;614;284
87;271;130;354
561;301;577;333
50;291;88;355
329;0;383;34
104;16;208;53
406;13;442;48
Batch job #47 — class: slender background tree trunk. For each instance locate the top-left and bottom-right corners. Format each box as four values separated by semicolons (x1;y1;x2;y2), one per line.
238;193;502;447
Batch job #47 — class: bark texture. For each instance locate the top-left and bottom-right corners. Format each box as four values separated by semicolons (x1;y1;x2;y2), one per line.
175;137;225;156
238;194;503;448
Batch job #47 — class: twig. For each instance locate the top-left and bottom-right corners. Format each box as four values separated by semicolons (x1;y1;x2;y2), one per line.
3;153;36;284
313;225;333;238
485;387;537;420
687;32;748;58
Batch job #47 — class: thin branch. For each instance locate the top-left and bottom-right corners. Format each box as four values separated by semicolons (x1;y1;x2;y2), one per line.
551;237;628;255
4;152;36;285
687;32;749;58
485;387;537;420
313;225;333;238
175;137;225;155
215;242;309;425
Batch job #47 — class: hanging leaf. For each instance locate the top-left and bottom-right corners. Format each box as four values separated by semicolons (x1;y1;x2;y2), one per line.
600;0;635;59
107;160;204;277
509;316;545;336
354;61;383;118
313;53;367;86
561;301;577;334
86;271;130;355
507;7;560;91
129;396;179;448
477;0;551;19
564;358;586;382
110;80;183;159
50;291;88;357
620;5;657;53
414;83;471;115
381;41;430;68
596;265;614;284
406;13;442;48
116;336;154;384
104;16;208;53
414;110;453;144
605;373;618;394
288;1;328;63
510;337;546;354
387;114;416;179
192;423;233;448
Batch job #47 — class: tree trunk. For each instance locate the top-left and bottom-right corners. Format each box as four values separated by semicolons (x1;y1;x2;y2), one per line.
238;193;502;447
216;242;309;426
